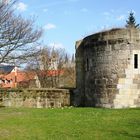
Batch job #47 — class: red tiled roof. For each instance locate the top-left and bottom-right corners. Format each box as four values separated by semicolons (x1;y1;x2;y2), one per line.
37;70;64;77
3;71;36;82
0;71;36;88
0;70;64;88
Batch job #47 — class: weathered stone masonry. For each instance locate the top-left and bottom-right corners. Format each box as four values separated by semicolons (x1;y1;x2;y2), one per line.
0;89;70;108
75;28;140;108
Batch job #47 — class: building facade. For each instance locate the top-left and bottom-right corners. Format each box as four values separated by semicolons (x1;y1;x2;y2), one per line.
0;66;37;88
75;28;140;108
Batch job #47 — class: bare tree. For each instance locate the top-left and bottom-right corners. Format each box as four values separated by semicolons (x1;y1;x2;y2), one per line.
61;54;76;88
39;47;66;88
25;46;76;88
25;47;65;88
0;1;42;63
62;66;76;87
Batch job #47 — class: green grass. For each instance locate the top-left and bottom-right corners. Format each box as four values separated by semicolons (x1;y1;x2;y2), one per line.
0;107;140;140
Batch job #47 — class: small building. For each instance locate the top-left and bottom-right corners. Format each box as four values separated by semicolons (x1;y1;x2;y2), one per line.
75;28;140;108
0;65;64;88
0;65;36;88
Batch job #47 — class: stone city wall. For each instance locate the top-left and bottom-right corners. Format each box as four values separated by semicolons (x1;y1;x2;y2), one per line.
0;89;70;108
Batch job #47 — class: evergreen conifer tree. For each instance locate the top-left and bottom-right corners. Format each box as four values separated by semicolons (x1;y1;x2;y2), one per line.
126;11;139;28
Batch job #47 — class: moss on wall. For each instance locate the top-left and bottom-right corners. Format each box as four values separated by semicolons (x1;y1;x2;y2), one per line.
0;88;70;108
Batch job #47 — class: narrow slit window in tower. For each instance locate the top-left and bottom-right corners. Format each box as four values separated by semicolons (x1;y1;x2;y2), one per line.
134;54;138;69
86;58;89;71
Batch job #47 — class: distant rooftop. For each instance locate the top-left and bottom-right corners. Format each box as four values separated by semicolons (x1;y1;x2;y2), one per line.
0;65;15;73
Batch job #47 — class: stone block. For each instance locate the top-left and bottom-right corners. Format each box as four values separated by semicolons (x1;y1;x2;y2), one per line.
0;89;70;108
118;78;125;84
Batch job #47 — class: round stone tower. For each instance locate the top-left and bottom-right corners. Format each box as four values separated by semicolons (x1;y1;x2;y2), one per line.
75;28;140;108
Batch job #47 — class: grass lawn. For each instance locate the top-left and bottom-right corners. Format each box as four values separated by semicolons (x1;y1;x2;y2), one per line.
0;107;140;140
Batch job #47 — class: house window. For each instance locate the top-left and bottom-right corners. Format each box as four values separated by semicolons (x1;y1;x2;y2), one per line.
134;54;138;69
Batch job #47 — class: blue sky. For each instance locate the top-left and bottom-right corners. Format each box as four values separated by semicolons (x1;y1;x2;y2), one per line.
14;0;140;55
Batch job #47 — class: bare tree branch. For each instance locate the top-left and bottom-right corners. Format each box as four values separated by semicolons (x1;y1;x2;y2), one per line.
0;1;43;63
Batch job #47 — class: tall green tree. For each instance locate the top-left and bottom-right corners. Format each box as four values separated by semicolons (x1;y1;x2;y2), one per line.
126;11;139;28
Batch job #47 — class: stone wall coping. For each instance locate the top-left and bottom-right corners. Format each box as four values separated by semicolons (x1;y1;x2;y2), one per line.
75;28;140;50
0;88;70;93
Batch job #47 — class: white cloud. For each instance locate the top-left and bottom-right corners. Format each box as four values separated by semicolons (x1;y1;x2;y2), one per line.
44;23;56;30
103;10;127;22
48;43;64;49
15;2;27;12
117;15;125;21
